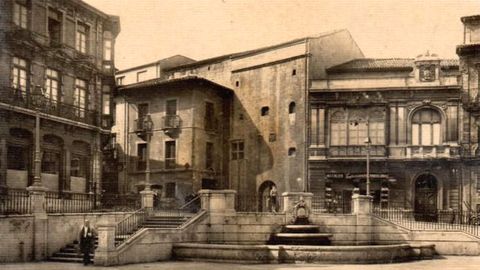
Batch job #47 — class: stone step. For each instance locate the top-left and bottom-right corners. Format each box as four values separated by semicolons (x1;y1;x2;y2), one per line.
48;256;86;263
275;233;333;238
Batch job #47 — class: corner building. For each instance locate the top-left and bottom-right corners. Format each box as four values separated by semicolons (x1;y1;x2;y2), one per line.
114;30;364;210
0;0;120;194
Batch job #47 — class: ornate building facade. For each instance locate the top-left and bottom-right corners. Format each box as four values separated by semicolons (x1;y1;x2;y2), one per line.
0;0;120;194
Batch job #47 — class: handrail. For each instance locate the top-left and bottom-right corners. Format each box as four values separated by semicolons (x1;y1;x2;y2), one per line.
179;195;200;211
114;207;151;246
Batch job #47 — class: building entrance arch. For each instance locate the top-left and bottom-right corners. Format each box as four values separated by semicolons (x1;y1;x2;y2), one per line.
414;173;438;222
258;181;276;212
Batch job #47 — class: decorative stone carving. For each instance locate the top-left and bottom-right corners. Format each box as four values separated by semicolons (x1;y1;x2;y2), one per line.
291;196;310;224
419;65;436;82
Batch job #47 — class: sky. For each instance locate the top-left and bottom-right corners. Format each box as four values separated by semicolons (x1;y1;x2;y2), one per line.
83;0;480;70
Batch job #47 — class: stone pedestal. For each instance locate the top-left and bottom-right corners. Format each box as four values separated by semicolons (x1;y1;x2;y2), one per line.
94;216;118;266
352;194;373;245
198;189;236;213
26;185;47;261
140;190;155;209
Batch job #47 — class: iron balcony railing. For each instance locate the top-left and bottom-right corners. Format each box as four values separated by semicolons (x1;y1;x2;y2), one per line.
0;188;31;215
373;207;480;237
0;87;98;126
162;115;181;130
328;145;387;157
45;191;95;213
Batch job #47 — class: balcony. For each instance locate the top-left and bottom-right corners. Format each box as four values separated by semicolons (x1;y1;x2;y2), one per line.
406;145;460;159
162;115;181;130
0;87;98;126
328;145;387;158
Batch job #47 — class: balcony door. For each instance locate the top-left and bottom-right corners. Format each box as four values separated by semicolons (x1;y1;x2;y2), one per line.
412;108;441;146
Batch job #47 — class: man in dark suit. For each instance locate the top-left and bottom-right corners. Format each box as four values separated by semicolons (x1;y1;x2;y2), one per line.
79;220;96;265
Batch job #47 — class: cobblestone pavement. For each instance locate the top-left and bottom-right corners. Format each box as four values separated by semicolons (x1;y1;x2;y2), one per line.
2;257;480;270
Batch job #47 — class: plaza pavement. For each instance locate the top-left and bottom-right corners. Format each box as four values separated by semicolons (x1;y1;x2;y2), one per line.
1;256;480;270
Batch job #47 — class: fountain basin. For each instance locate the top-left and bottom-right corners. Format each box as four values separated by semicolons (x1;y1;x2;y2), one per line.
172;243;436;264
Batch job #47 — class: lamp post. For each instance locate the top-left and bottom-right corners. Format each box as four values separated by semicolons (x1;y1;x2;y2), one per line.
30;86;44;187
364;136;371;196
143;115;153;192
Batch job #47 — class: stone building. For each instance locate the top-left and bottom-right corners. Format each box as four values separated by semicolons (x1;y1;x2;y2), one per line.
114;29;363;210
308;55;466;214
0;0;120;194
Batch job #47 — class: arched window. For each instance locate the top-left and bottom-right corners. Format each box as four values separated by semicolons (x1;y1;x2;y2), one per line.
289;102;296;114
412;108;441;145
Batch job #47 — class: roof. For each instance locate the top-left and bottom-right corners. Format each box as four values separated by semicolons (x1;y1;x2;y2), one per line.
117;75;232;93
327;58;459;73
117;55;195;74
163;29;348;71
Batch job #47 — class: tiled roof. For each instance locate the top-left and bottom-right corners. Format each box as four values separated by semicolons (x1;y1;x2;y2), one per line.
327;58;459;73
117;75;231;92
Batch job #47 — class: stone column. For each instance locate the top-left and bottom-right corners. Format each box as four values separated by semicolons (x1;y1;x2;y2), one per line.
351;194;373;245
198;189;236;213
26;185;48;261
94;215;118;266
140;189;155;209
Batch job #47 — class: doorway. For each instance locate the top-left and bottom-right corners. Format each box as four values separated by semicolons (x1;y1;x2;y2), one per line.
414;174;438;222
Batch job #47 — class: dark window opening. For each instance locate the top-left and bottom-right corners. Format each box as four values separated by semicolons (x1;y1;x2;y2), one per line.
165;182;175;198
205;101;215;130
206;142;214;169
71;156;87;177
165;141;176;169
289;102;296;114
137;143;147;171
7;145;27;170
166;100;177;115
288;147;296;156
202;179;217;189
261;106;269;116
235;80;240;87
48;17;62;46
292;69;296;76
231;141;245;160
41;151;60;174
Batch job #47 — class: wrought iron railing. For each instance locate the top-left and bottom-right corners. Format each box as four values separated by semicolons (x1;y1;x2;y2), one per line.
235;194;285;213
0;188;31;215
179;195;201;213
311;196;351;214
99;193;141;212
328;145;387;157
115;208;151;247
373;207;480;237
0;87;98;126
162;115;181;129
45;191;94;213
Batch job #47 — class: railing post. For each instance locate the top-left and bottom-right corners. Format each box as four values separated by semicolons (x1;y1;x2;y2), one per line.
140;189;155;209
26;185;47;261
95;215;118;266
352;194;373;245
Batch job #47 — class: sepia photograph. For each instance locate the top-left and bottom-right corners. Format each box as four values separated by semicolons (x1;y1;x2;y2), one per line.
1;0;480;269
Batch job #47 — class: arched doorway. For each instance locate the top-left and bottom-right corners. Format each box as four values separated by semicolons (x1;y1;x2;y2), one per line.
258;181;276;212
414;174;438;222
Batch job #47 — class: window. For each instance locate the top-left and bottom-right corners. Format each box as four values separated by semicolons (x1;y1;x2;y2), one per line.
329;109;385;146
41;151;60;174
235;80;240;87
116;76;124;86
261;106;269;116
206;142;214;169
13;2;28;29
48;9;62;46
76;22;88;53
71;156;87;177
7;145;27;170
165;182;175;198
104;39;112;61
11;56;28;95
137;143;147;171
165;141;176;169
166;99;177;115
74;79;87;117
102;85;111;115
205;102;215;130
45;68;59;104
288;147;296;156
136;70;146;82
412;108;441;146
231;140;245;160
292;69;296;76
289;102;296;114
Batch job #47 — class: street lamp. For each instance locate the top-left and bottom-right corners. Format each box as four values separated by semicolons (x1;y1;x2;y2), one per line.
30;86;45;187
143;114;153;192
364;136;371;196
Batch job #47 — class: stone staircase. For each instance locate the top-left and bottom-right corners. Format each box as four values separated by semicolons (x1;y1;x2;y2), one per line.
48;211;195;263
